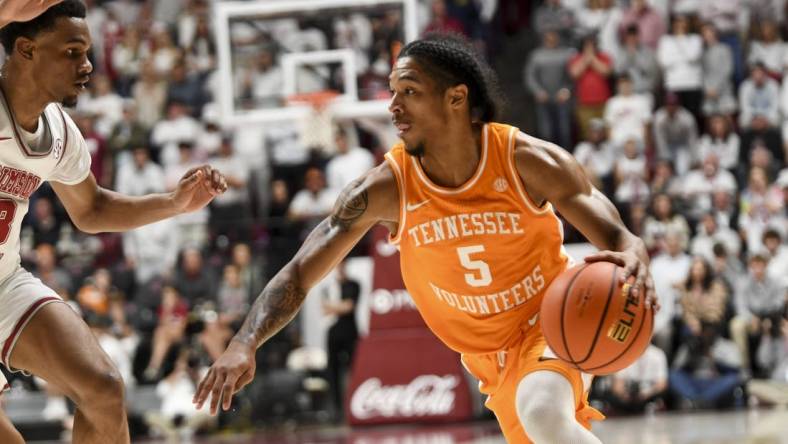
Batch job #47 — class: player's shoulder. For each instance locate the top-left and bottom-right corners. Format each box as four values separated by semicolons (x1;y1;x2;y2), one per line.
46;104;82;142
337;160;399;225
512;131;575;173
364;161;399;203
511;131;588;202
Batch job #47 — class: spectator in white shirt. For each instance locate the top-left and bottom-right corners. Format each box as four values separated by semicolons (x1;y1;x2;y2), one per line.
692;212;742;262
574;118;615;195
604;74;652;147
762;229;788;290
111;27;146;92
115;147;166;197
266;120;313;196
288;167;335;240
747;20;785;79
132;59;168;130
145;348;214;440
78;73;125;138
614;137;650;205
164;142;208;250
151;101;202;167
122;217;179;285
739;166;785;254
576;0;622;57
682;152;738;221
650;229;692;353
657;14;704;119
697;114;739;171
208;137;251;243
149;25;180;78
325;127;375;193
607;344;669;413
643;193;691;253
239;46;283;108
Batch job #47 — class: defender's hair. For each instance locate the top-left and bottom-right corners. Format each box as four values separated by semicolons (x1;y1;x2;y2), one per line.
0;0;87;54
397;33;504;122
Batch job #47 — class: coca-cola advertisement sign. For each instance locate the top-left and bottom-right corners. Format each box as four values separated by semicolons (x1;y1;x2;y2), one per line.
350;375;459;420
347;330;472;425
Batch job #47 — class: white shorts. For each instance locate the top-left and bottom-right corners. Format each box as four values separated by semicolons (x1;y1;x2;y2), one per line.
0;267;63;392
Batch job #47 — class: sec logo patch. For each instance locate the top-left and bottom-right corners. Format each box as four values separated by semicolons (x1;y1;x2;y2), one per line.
493;176;508;192
53;139;63;160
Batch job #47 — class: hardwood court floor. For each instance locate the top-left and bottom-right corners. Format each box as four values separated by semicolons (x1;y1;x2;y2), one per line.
35;408;788;444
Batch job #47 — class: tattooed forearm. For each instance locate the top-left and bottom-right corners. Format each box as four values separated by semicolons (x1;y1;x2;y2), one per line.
330;178;368;231
233;265;307;348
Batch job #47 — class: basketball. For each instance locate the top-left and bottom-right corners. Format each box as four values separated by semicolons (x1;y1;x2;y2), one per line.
540;261;653;375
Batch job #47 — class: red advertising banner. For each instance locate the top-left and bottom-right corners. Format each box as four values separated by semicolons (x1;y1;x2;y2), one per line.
347;330;472;425
347;226;473;425
369;226;426;330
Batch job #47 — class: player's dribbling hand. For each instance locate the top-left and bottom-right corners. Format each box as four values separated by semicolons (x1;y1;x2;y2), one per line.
584;249;659;313
172;165;228;213
193;340;257;415
0;0;63;26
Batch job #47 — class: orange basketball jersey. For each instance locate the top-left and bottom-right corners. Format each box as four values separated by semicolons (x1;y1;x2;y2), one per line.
384;122;571;354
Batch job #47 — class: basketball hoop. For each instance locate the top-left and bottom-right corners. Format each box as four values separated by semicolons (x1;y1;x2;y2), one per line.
288;90;341;153
286;90;341;112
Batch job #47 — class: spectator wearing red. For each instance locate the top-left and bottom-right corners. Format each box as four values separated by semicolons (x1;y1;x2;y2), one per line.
619;0;666;50
569;33;613;141
144;285;189;382
423;0;466;36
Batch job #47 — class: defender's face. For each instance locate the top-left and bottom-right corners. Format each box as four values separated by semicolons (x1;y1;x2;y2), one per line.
30;16;93;107
388;57;446;156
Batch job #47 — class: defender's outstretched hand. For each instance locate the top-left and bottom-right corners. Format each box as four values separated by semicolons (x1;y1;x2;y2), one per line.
193;340;257;415
173;165;228;213
584;249;659;312
0;0;63;27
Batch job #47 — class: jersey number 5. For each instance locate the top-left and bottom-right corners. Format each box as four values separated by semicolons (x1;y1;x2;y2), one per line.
0;199;16;245
457;245;492;287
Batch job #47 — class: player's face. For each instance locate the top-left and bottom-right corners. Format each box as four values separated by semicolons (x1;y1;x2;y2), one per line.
388;57;447;157
30;16;93;107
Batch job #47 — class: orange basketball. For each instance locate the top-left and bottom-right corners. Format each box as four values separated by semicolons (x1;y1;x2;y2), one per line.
539;261;653;375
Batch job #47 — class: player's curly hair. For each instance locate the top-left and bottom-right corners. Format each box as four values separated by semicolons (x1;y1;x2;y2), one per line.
397;33;504;123
0;0;87;54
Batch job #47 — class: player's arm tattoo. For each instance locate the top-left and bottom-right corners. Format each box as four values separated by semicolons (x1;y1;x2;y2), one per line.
330;177;368;232
234;265;307;348
233;178;371;348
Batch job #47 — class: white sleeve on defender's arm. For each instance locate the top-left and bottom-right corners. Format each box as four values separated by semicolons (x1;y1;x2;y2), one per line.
50;109;92;185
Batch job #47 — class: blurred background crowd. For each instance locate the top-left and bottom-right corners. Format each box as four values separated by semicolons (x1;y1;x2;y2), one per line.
0;0;787;440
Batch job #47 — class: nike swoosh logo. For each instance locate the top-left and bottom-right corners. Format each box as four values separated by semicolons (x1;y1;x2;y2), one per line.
406;199;430;212
528;313;539;326
0;137;11;142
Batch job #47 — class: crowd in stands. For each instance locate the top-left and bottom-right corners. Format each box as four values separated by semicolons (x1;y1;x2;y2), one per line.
0;0;787;439
524;0;788;415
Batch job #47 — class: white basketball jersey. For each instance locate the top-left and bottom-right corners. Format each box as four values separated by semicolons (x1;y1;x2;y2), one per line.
0;88;92;281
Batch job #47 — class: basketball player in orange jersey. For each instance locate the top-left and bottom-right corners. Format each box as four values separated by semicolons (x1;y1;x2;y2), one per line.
0;2;227;442
195;34;657;443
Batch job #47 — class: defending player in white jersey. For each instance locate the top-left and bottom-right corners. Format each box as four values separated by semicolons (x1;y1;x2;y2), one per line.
0;1;227;442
